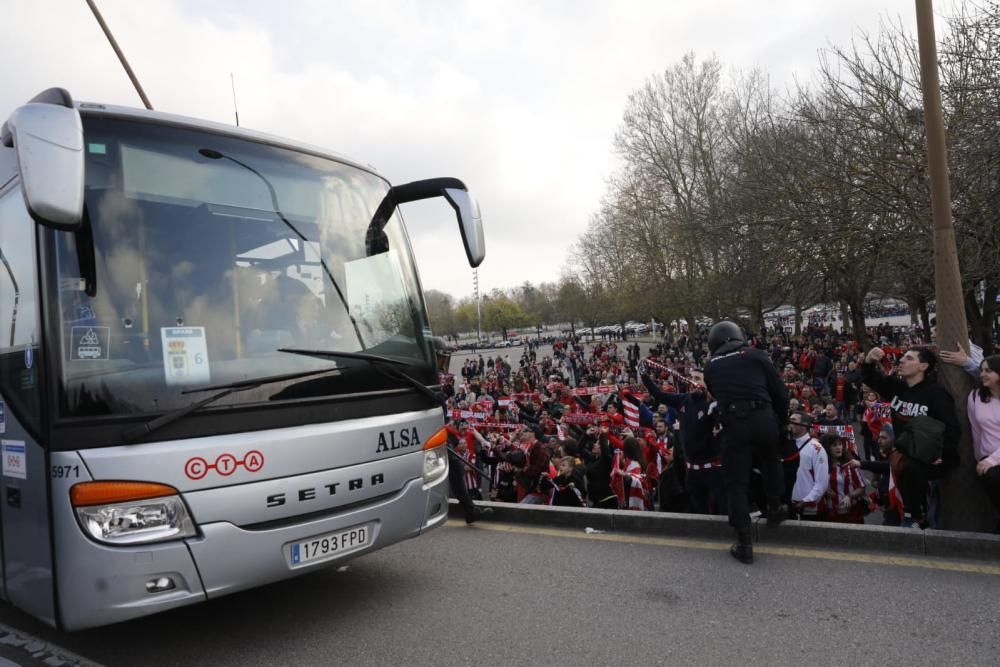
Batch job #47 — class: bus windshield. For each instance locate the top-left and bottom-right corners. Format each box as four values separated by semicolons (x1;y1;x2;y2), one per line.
53;117;433;418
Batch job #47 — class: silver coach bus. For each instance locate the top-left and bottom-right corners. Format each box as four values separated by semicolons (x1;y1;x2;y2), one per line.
0;88;484;630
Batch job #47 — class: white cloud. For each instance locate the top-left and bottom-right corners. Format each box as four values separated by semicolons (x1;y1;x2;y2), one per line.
2;0;918;300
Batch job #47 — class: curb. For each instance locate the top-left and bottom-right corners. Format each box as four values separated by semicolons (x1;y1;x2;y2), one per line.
448;500;1000;562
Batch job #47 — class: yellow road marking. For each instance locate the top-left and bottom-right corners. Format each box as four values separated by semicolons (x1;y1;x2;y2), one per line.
446;520;1000;576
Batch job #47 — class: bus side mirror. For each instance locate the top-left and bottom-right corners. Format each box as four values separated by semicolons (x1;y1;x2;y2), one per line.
442;188;485;268
367;177;486;268
4;103;85;231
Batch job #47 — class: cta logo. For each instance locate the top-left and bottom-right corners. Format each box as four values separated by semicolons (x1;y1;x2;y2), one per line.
184;450;264;480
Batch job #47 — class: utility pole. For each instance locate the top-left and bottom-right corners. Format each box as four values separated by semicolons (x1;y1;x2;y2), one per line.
473;268;481;342
914;0;987;531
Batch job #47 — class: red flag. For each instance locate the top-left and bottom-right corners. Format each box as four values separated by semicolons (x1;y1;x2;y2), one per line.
611;451;625;508
888;468;905;518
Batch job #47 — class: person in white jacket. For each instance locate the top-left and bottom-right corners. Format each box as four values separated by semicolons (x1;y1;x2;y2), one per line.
788;411;830;519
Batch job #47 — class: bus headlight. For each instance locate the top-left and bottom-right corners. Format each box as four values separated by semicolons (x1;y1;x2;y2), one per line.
422;446;448;484
421;427;450;484
71;482;197;545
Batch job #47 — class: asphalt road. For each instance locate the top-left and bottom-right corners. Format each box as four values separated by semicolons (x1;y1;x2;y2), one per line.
2;521;997;666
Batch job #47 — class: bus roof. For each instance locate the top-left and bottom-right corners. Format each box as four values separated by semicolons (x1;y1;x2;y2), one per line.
76;101;382;179
2;89;384;187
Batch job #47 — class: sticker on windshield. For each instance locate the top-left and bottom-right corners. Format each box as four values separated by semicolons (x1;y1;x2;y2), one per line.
160;327;211;386
2;440;26;480
70;326;110;361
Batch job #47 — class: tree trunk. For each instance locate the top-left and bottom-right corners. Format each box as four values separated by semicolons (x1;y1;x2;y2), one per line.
750;297;763;337
794;296;802;337
904;298;919;327
839;300;851;335
847;298;869;350
918;299;931;341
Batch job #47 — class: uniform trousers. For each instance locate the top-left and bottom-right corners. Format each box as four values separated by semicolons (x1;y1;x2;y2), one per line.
448;451;477;518
687;466;726;515
720;409;784;533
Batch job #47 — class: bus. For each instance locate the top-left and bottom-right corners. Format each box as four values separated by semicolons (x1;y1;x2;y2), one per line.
0;87;485;630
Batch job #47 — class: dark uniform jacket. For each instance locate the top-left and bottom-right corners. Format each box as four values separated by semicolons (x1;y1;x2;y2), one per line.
704;346;789;427
641;374;718;464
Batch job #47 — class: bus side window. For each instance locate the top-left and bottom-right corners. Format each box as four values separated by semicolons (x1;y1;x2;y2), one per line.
0;188;42;436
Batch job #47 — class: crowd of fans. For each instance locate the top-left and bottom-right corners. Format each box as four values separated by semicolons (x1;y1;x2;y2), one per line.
440;321;1000;532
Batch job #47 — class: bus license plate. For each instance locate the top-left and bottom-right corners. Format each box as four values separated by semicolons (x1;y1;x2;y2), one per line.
289;525;370;567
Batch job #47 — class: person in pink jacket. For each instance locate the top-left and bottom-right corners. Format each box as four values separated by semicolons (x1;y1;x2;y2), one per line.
967;355;1000;533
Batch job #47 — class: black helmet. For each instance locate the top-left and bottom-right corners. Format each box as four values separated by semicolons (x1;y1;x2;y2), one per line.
707;321;745;354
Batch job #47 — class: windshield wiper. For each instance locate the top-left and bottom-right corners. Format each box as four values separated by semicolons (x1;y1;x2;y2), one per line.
278;347;443;407
120;366;341;444
277;347;410;367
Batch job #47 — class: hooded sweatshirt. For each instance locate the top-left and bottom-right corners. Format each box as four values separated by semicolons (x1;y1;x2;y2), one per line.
861;361;960;472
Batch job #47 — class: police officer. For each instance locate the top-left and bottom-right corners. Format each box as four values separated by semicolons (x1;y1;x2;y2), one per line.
703;321;789;564
432;337;482;524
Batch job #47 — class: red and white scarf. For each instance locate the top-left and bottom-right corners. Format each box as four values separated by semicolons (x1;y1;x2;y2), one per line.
655;435;673;476
622;399;640;430
611;452;648;510
824;462;864;515
452;446;478;492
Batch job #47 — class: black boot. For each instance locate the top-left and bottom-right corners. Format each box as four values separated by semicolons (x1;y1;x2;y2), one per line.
766;497;788;526
729;532;753;564
465;506;493;525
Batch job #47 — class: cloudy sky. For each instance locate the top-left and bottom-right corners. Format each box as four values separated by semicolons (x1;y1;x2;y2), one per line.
2;1;922;299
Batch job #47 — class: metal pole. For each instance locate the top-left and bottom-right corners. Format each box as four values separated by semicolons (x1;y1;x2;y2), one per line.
446;446;493;481
474;268;482;342
915;0;966;351
230;73;240;127
914;0;982;531
85;0;154;110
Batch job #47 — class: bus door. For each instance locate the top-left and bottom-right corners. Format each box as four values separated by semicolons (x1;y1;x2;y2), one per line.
0;403;56;627
0;187;57;626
